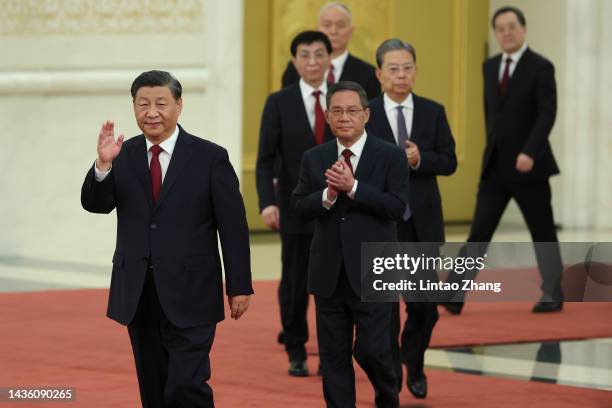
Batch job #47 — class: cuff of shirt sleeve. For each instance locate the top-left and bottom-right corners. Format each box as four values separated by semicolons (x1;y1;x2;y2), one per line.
347;180;358;199
322;188;337;209
94;161;111;182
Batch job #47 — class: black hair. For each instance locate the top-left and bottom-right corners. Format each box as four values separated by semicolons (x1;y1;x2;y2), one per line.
130;70;182;100
492;6;526;28
326;81;368;109
375;39;417;68
290;30;332;57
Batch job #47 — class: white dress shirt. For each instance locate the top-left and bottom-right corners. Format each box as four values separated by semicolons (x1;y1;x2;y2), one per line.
299;79;328;131
94;125;180;182
498;42;528;81
327;49;349;83
322;131;368;209
383;92;414;144
383;92;420;169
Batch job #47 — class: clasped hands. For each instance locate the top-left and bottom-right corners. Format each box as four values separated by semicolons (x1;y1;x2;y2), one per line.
325;159;355;201
404;140;420;168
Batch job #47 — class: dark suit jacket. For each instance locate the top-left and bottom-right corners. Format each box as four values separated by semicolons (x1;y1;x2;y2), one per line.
292;134;410;297
81;126;253;328
281;53;380;100
256;83;334;234
367;94;457;242
482;47;559;181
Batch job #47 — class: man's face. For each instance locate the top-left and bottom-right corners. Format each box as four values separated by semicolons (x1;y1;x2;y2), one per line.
376;49;417;101
494;11;526;54
317;7;353;53
133;86;182;143
292;41;330;86
326;90;369;145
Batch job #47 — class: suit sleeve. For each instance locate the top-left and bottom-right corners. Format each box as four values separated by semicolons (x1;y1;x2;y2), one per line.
292;152;329;221
255;94;281;212
81;164;116;214
353;146;409;221
281;61;299;88
211;148;254;296
521;61;557;158
482;62;489;127
414;106;457;177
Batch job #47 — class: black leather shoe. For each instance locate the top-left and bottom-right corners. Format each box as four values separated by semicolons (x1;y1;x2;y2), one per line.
440;301;463;315
532;301;563;313
277;331;285;344
288;360;308;377
407;377;427;399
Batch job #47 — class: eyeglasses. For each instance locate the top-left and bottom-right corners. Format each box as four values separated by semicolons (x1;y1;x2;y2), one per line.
328;108;365;118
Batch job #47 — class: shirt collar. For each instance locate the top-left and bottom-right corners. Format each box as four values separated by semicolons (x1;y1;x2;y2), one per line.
383;92;414;112
299;78;328;98
331;50;350;72
337;130;367;158
145;125;180;155
502;42;528;64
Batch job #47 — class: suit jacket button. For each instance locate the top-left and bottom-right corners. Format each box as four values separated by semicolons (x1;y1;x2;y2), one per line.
150;223;157;229
340;217;345;222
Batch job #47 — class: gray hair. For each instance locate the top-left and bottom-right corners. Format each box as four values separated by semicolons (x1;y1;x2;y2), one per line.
319;2;352;21
375;39;417;68
326;81;368;109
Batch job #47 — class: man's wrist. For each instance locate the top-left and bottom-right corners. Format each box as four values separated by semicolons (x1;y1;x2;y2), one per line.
96;159;112;172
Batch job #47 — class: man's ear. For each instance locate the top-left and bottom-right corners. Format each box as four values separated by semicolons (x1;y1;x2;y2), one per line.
325;110;332;125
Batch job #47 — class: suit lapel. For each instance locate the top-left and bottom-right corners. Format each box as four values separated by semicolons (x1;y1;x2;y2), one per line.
410;94;423;144
369;95;396;145
153;128;194;213
293;84;317;143
502;48;532;104
354;134;378;181
128;135;153;209
338;54;354;82
294;83;335;144
320;141;338;179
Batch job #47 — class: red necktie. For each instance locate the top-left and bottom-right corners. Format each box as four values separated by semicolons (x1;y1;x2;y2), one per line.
327;63;335;85
150;145;163;204
499;57;512;96
341;149;354;175
313;90;325;145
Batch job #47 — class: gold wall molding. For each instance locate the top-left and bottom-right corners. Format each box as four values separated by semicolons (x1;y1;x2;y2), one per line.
0;0;203;35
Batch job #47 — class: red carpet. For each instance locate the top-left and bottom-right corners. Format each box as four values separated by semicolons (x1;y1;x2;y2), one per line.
1;281;611;407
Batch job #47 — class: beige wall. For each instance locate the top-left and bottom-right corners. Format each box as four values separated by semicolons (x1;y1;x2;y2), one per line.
0;0;244;264
489;0;612;229
489;0;567;228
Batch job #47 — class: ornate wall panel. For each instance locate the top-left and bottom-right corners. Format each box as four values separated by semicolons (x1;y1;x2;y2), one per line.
0;0;203;35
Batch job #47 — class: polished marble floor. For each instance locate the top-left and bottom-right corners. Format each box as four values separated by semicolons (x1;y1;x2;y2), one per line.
2;225;611;395
427;338;612;391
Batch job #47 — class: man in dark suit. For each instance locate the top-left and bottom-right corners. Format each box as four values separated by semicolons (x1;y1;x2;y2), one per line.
81;70;253;408
281;2;379;100
367;39;457;399
443;6;563;314
293;81;409;407
256;31;334;376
